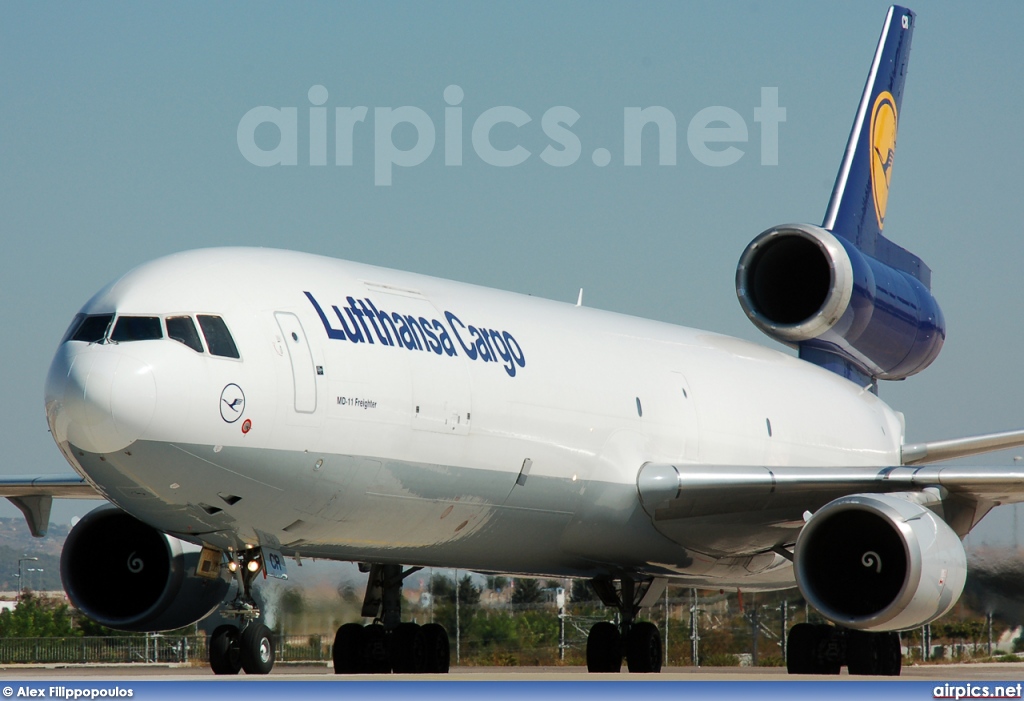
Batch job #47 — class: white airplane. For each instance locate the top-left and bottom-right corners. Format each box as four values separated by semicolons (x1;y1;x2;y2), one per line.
5;4;1024;677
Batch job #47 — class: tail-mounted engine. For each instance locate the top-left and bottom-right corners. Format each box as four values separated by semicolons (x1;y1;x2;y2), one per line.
736;223;944;381
61;505;230;632
794;493;966;631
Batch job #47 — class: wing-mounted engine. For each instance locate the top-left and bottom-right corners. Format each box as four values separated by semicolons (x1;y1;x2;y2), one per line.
736;223;945;381
794;493;966;631
61;505;230;632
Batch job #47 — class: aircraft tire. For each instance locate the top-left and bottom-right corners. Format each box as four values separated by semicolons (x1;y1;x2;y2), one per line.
239;623;275;675
846;629;876;675
419;623;450;673
333;623;365;674
362;624;391;674
877;632;902;676
209;624;242;675
815;624;841;674
586;621;622;673
626;621;662;673
390;622;423;673
786;623;817;674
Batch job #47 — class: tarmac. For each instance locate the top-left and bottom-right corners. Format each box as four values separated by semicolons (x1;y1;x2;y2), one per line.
2;663;1024;681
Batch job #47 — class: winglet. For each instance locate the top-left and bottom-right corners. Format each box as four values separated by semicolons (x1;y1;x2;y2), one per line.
821;6;929;285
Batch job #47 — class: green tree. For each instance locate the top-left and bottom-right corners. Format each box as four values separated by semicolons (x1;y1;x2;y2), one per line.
430;573;455;602
0;592;78;637
430;573;480;606
571;579;598;603
430;573;481;640
74;616;142;637
485;576;509;592
510;578;544;605
457;574;481;606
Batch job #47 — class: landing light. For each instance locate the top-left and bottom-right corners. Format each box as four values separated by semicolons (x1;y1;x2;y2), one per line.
246;560;261;573
227;561;239;573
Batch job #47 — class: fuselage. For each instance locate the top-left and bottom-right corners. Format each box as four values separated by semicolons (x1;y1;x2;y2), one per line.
45;247;905;588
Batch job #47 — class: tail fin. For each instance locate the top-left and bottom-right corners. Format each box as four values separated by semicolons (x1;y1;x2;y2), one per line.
821;6;930;286
736;6;945;386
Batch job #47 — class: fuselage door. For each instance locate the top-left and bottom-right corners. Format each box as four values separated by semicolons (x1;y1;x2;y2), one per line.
275;312;317;413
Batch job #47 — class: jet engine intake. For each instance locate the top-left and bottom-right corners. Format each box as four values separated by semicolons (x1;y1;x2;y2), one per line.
60;505;229;632
736;223;944;380
794;493;966;632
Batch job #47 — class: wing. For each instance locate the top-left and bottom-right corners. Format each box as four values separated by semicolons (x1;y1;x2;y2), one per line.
636;461;1024;558
0;474;101;537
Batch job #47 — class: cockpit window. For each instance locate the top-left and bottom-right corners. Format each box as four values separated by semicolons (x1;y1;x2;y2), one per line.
111;316;163;342
197;315;240;359
166;316;204;353
70;314;114;343
61;314;86;344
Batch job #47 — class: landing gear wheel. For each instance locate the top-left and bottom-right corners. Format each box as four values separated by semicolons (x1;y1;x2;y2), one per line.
390;622;423;673
877;632;902;676
814;624;841;675
846;630;877;675
362;624;391;674
333;623;365;674
849;630;901;676
786;623;839;674
419;623;450;673
626;621;662;673
786;623;815;674
209;625;242;675
586;621;622;673
239;623;275;675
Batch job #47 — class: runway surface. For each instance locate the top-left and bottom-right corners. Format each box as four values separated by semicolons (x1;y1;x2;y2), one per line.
3;663;1024;681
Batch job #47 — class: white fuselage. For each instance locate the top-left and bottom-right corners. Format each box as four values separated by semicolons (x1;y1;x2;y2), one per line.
45;248;905;588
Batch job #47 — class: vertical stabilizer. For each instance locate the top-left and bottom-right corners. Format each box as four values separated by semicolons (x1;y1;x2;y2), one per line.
736;6;945;386
821;6;928;285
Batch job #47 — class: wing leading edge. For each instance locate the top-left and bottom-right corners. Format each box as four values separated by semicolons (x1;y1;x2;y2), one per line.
637;462;1024;555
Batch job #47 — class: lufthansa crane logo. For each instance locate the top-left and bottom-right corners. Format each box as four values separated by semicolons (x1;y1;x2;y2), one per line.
220;383;246;423
869;90;898;230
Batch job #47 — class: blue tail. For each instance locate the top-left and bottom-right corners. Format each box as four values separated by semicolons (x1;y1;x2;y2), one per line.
736;6;945;388
821;6;929;286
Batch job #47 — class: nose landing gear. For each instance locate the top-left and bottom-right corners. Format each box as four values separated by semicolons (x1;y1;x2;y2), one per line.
208;549;276;675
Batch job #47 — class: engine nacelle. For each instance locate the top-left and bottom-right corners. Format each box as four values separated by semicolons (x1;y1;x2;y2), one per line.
61;505;229;632
736;223;945;380
794;493;966;632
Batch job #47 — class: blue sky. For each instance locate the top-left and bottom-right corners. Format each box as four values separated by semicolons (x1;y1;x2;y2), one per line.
3;0;1024;549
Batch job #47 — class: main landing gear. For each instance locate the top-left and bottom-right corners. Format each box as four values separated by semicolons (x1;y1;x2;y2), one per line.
585;577;667;673
786;623;901;676
333;563;451;674
209;549;276;675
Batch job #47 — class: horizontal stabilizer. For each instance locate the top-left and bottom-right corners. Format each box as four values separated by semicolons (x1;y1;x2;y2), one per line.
901;428;1024;465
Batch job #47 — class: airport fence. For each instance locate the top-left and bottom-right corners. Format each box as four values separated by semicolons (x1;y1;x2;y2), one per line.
0;634;332;666
0;594;1014;666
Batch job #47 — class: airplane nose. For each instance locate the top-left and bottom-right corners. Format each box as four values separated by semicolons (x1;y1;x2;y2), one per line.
46;344;157;454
